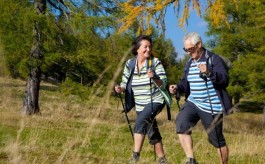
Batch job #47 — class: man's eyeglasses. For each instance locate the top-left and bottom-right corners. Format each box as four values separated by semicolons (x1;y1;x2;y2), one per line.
183;42;199;53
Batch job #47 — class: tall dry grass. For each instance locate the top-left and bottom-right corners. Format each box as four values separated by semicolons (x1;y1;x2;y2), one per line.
0;76;264;164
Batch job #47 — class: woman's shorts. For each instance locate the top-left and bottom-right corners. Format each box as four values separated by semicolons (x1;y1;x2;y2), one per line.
134;102;165;145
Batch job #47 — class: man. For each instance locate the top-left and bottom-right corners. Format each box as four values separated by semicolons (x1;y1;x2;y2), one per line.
169;32;230;164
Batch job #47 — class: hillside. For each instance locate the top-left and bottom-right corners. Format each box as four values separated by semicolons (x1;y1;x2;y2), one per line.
0;77;264;164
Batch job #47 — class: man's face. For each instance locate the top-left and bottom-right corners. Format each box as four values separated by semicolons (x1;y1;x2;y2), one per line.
184;39;202;60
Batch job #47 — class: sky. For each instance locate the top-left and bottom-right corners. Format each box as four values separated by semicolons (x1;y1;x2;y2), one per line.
164;6;209;59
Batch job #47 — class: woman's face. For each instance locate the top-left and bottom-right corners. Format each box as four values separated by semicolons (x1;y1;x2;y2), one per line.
137;40;152;58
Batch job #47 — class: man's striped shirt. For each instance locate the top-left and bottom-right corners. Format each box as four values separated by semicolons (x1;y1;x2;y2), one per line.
187;60;223;114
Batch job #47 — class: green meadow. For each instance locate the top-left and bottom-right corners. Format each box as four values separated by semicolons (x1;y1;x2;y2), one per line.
0;77;264;164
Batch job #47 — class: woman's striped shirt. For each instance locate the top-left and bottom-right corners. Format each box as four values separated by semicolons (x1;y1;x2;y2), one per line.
121;57;167;112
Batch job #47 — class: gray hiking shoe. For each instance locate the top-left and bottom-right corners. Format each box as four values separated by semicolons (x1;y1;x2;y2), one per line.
158;156;167;164
185;157;197;164
129;152;140;163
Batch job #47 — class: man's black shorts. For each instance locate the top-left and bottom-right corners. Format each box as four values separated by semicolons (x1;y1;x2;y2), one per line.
176;101;226;148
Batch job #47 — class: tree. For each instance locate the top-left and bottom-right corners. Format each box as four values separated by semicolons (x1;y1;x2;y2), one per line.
205;0;265;106
23;0;50;115
0;0;123;114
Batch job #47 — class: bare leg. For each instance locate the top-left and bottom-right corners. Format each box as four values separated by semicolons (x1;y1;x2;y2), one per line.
217;145;229;164
178;134;194;158
134;133;145;153
154;141;165;158
155;141;168;163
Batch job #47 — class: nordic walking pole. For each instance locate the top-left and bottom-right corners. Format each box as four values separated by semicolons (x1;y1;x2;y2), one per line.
118;93;134;141
203;75;224;164
147;63;156;161
175;90;181;110
149;74;156;161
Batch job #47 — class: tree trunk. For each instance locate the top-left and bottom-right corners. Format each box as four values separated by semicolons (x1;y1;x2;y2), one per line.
23;67;41;115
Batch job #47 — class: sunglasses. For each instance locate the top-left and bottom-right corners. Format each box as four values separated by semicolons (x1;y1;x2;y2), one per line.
183;42;199;53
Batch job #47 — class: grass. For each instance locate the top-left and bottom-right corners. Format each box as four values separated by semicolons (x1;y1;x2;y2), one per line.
0;76;264;164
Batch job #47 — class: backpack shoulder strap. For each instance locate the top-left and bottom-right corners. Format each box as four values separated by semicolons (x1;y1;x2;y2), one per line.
148;56;172;120
184;58;192;74
128;57;137;76
206;51;229;72
124;57;137;113
147;55;154;70
205;49;214;70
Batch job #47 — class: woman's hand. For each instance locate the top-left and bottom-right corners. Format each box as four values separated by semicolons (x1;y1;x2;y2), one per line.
114;85;125;93
147;69;154;79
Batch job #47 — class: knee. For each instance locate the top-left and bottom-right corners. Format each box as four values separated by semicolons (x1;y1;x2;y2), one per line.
134;119;148;134
134;124;145;134
208;137;226;148
149;138;162;145
148;131;162;145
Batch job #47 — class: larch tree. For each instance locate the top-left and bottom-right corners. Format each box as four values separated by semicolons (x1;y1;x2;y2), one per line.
0;0;127;115
117;0;239;35
22;0;76;115
23;0;46;115
2;0;129;115
23;0;120;115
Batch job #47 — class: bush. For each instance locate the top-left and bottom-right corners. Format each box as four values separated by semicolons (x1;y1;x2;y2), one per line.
60;78;90;100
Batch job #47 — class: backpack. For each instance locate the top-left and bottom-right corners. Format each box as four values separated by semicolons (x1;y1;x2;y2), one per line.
208;54;232;72
146;57;172;107
126;56;172;120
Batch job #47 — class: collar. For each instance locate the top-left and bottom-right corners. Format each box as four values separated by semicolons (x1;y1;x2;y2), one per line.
193;49;206;62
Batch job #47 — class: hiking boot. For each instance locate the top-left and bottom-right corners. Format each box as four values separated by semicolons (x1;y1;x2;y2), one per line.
185;157;197;164
158;156;167;164
129;152;140;163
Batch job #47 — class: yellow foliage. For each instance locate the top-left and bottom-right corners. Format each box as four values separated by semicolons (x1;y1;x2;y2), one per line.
179;3;190;28
208;0;230;28
173;0;180;7
118;0;172;34
118;0;238;34
118;2;145;33
155;3;163;11
192;0;201;16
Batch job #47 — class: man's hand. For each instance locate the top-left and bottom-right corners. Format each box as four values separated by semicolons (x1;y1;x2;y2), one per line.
198;63;207;73
169;85;177;95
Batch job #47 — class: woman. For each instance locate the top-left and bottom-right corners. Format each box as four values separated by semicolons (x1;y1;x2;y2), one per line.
115;35;168;163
